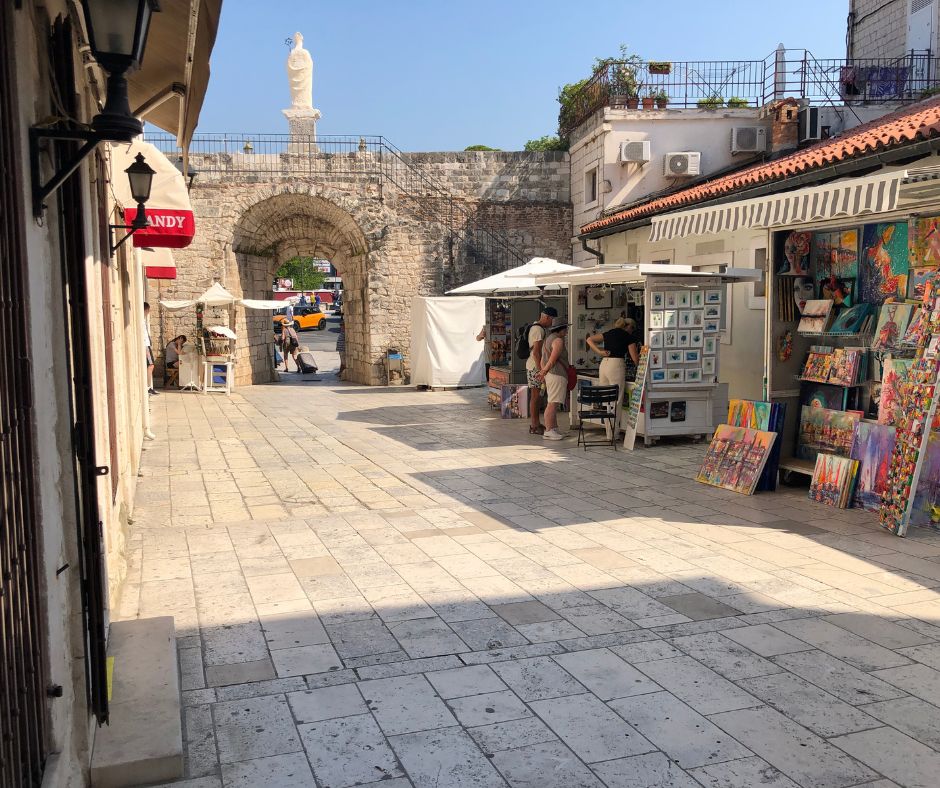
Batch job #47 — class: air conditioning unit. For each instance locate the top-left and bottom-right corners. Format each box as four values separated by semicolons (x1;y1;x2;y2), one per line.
799;107;821;143
619;140;650;164
663;152;701;177
731;126;767;154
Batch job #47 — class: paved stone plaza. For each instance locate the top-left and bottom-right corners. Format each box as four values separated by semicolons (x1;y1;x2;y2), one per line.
122;380;940;788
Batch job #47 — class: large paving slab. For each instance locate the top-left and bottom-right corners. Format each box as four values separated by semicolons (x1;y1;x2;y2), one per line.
123;384;940;786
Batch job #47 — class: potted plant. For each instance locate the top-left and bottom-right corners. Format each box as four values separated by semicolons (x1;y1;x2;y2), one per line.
727;96;749;108
654;89;669;109
647;61;671;75
697;96;724;109
642;89;656;110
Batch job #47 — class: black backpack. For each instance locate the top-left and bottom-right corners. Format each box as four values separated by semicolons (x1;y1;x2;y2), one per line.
515;323;534;360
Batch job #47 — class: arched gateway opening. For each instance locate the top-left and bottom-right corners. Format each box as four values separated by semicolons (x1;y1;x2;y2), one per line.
229;190;374;385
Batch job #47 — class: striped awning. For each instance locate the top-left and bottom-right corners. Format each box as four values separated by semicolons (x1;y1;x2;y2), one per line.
649;170;903;243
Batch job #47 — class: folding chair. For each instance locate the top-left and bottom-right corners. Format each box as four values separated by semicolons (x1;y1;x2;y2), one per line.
576;384;620;450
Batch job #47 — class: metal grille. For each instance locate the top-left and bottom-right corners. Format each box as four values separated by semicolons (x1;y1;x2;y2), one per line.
0;1;49;785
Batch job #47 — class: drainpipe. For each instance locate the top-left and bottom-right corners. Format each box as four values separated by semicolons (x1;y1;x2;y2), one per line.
581;237;604;266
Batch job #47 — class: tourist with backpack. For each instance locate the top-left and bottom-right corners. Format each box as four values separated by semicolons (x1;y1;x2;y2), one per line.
536;317;571;440
518;306;557;435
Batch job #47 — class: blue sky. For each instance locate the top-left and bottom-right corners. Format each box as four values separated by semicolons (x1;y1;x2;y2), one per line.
196;0;849;150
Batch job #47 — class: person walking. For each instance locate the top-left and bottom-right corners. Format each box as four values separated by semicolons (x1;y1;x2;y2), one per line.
537;317;571;441
143;301;157;396
314;292;321;308
335;319;346;378
281;320;301;372
526;306;557;435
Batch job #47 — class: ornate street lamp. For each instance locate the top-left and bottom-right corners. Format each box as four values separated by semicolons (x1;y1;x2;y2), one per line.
175;155;198;190
30;0;160;216
109;152;156;255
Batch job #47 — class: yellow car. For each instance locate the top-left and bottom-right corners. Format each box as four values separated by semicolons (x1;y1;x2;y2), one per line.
273;305;327;332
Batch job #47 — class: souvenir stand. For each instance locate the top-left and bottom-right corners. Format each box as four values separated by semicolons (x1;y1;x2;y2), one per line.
765;212;940;534
533;264;759;445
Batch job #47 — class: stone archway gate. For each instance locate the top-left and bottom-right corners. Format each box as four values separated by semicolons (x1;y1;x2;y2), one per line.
150;134;571;385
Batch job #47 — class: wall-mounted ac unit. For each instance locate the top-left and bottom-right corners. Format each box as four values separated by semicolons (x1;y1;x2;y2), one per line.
731;126;767;154
619;140;650;164
799;107;821;143
663;152;701;177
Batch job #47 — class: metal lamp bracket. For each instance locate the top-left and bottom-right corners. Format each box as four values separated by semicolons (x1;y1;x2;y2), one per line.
29;127;104;218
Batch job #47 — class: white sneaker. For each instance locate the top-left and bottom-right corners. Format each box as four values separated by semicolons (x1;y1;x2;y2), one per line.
543;429;565;441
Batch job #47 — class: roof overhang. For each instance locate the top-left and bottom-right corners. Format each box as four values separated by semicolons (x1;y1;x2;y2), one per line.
530;264;760;287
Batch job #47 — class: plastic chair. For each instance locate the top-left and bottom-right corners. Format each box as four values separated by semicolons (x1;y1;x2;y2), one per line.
576;385;621;450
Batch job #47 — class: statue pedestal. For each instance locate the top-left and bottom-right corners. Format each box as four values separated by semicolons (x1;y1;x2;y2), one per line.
283;107;321;153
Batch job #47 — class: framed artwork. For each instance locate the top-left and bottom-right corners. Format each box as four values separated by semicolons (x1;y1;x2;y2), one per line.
670;401;687;422
666;369;683;382
649;311;664;329
678;331;690;347
800;382;847;411
679;310;693;327
778;230;812;275
909;215;940;266
704;305;721;319
500;385;529;419
664;331;677;348
871;303;914;350
691;291;705;308
651;369;666;382
664;310;678;328
796;406;861;461
704;320;720;334
908;266;938;301
677;291;691;307
666;291;679;308
690;331;704;347
651;291;665;308
850;422;896;512
703;357;716;375
649;350;663;368
697;425;777;495
585;286;613;309
809;453;860;508
685;368;703;383
705;289;722;304
704;337;717;355
667;350;683;365
860;223;909;304
649;330;663;349
684;350;701;363
650;402;669;419
691;311;704;327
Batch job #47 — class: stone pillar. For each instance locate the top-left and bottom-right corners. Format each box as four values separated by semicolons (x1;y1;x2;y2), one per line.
283;107;322;153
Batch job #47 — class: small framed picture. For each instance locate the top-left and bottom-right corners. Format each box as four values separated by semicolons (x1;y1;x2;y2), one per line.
651;369;666;382
703;357;716;375
649;330;663;349
690;331;703;347
684;349;700;363
704;320;720;334
650;311;664;329
666;291;679;308
705;289;722;304
586;285;613;309
651;292;665;308
685;368;703;383
704;305;721;319
691;291;704;308
664;310;678;328
667;369;683;382
677;291;691;308
691;311;704;327
704;337;717;355
664;331;677;347
679;310;693;327
678;331;690;347
667;350;683;364
650;351;663;368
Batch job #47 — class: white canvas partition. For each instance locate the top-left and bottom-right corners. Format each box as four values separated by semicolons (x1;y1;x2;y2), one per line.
411;296;486;387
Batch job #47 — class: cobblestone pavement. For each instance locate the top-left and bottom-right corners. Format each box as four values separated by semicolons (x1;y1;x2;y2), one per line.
123;380;940;788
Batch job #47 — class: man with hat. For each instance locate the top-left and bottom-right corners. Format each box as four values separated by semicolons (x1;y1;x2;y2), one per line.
536;316;571;440
526;306;558;435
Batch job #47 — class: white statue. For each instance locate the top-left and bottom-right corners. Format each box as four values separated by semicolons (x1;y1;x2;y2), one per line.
286;32;313;109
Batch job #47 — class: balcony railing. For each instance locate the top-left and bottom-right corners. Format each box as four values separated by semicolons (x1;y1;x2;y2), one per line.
559;50;940;137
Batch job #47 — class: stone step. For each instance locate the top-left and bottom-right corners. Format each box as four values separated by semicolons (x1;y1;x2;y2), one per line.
90;616;182;788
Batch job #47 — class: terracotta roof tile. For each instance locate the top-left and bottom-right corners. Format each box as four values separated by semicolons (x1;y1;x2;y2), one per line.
581;97;940;235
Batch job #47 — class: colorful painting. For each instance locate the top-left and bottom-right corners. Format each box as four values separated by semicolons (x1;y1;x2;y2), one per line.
821;277;854;308
809;453;859;508
500;385;529;419
814;230;859;284
909;215;940;267
800;382;847;412
871;303;914;350
623;347;650;451
910;430;940;528
850;421;896;511
879;356;913;425
778;230;811;275
861;223;909;304
908;267;938;301
696;424;777;495
797;300;834;334
829;303;871;334
728;399;773;430
797;406;861;460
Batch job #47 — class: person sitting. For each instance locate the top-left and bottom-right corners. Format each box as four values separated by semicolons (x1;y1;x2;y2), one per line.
164;334;187;369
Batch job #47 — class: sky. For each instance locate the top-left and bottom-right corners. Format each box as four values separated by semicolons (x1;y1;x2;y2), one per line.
195;0;849;151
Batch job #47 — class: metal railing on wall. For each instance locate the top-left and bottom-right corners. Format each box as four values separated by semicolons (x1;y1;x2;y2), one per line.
146;133;527;281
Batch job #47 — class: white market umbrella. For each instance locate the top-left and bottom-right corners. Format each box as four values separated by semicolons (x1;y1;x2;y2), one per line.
447;257;581;295
161;282;284;311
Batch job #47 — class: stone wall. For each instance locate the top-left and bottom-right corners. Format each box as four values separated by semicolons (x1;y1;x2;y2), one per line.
848;0;924;60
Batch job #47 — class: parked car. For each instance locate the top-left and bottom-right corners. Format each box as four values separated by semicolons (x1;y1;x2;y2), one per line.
273;305;327;331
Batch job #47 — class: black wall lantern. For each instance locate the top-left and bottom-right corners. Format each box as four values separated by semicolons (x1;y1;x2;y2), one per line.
109;152;155;255
174;156;198;190
30;0;159;217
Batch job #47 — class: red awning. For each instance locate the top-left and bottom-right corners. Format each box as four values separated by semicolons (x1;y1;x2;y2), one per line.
141;247;177;280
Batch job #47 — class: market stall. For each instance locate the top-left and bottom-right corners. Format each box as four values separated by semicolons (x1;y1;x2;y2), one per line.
532;264;760;446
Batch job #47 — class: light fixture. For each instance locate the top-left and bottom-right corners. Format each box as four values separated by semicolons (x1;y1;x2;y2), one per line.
109;153;156;255
30;0;159;216
174;155;198;190
243;140;253;154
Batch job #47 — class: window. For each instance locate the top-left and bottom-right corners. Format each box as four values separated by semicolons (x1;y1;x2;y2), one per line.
584;166;598;206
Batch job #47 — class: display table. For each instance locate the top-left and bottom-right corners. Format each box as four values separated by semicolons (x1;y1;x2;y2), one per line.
203;360;233;395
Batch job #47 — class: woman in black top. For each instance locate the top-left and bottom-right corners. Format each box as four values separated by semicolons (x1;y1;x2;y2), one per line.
587;318;639;431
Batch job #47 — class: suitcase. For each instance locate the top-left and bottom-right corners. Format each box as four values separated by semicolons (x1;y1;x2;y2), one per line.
296;351;319;375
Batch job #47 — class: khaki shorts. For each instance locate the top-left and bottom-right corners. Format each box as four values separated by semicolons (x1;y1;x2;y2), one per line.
545;372;567;405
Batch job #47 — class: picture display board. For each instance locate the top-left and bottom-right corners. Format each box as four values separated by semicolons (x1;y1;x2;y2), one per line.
623;346;650;451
